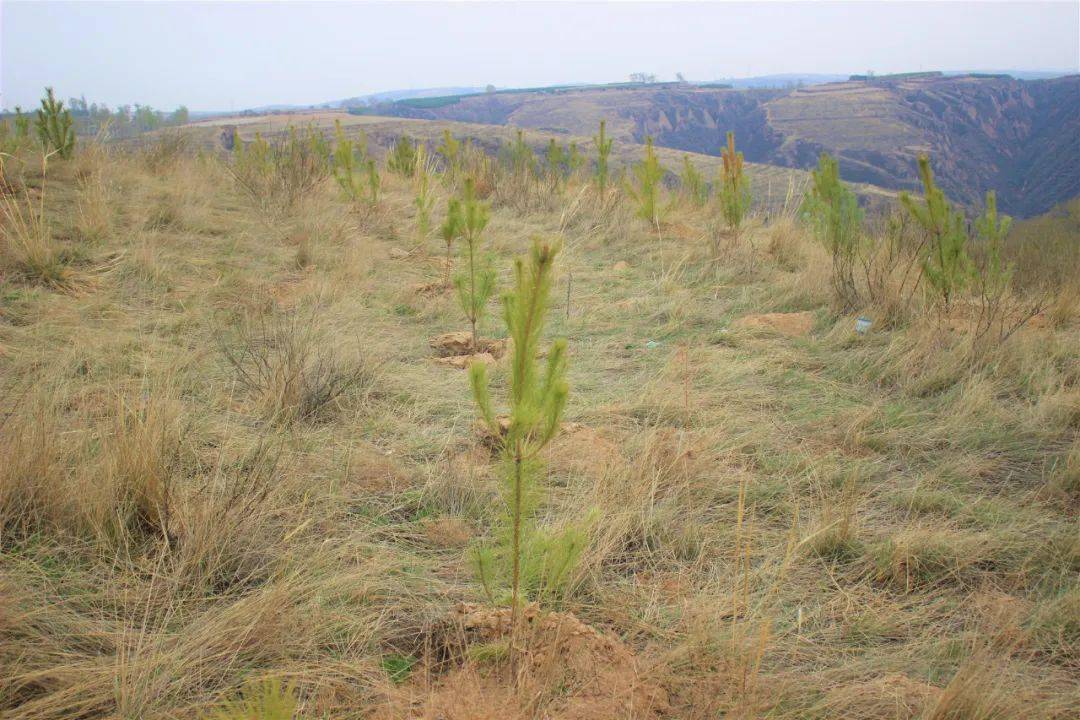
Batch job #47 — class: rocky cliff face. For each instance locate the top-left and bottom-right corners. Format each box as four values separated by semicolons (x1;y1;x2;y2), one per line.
379;75;1079;217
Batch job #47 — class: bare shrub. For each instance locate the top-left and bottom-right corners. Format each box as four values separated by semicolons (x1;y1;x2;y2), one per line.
218;308;380;424
228;126;331;213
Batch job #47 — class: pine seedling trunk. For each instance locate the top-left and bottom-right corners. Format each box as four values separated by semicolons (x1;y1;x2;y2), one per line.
451;178;494;351
441;197;462;285
593;120;614;195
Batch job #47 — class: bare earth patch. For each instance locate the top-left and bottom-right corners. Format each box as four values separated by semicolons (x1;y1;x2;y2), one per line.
382;604;669;720
429;334;509;362
544;423;623;479
732;310;815;336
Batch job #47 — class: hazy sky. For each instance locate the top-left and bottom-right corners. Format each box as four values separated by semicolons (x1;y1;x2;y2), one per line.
2;1;1078;111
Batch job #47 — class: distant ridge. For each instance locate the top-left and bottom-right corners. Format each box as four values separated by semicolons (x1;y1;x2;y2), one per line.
365;73;1078;217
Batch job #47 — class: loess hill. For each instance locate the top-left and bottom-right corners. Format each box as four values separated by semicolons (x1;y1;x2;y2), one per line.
0;125;1078;719
372;74;1080;217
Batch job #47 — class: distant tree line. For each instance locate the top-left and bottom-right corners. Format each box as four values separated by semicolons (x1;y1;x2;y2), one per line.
1;93;189;139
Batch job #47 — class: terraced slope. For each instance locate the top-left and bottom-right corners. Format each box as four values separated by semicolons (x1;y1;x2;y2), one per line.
370;75;1080;217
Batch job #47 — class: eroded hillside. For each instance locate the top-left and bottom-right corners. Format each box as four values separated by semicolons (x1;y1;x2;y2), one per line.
374;75;1080;216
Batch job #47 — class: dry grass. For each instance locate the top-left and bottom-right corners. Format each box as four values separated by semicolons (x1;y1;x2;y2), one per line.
0;133;1076;720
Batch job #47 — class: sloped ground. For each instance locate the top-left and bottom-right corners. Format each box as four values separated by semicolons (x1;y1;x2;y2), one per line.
0;144;1077;719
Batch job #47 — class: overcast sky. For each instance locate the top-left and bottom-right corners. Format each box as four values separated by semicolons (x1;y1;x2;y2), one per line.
2;1;1077;111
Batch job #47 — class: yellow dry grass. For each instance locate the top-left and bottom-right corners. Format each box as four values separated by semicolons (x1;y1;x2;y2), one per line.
0;135;1076;719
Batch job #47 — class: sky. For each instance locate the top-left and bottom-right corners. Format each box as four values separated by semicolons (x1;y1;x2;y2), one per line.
2;1;1078;111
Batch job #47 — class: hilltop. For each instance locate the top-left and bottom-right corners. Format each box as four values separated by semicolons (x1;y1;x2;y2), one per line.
369;74;1080;217
1;111;1077;719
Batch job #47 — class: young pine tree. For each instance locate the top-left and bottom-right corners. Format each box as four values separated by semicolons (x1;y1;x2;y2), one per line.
437;129;462;182
802;153;864;308
387;135;417;176
332;120;368;201
627;136;666;232
35;88;75;159
974;190;1012;299
900;155;973;311
545;138;567;188
413;143;436;245
469;240;584;624
504;129;536;178
680;154;709;206
453;178;496;351
566;141;586;179
972;190;1015;337
593;119;614;195
14;107;31;141
365;158;381;206
718;131;751;235
441;197;462;285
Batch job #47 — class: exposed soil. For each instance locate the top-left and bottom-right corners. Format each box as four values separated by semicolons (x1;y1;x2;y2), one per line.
381;604;670;720
732;310;815;336
431;331;509;359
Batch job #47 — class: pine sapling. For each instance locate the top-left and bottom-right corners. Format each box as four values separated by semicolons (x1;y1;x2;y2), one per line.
718;131;751;236
900;155;973;311
680;154;709;207
469;240;584;625
974;190;1012;299
972;190;1016;338
35;88;75;159
452;178;495;351
802;152;864;308
441;197;462;285
332;120;371;202
387;135;417;176
567;141;586;180
627;136;666;234
413;143;436;245
545;138;567;190
504;129;536;178
593;119;614;195
365;157;380;206
14;107;31;140
437;129;462;183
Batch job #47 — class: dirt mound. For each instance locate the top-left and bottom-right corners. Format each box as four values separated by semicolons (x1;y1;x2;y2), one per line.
436;603;669;720
475;420;618;470
430;332;509;359
732;311;814;337
421;516;473;548
434;352;496;369
545;424;622;478
412;279;452;296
